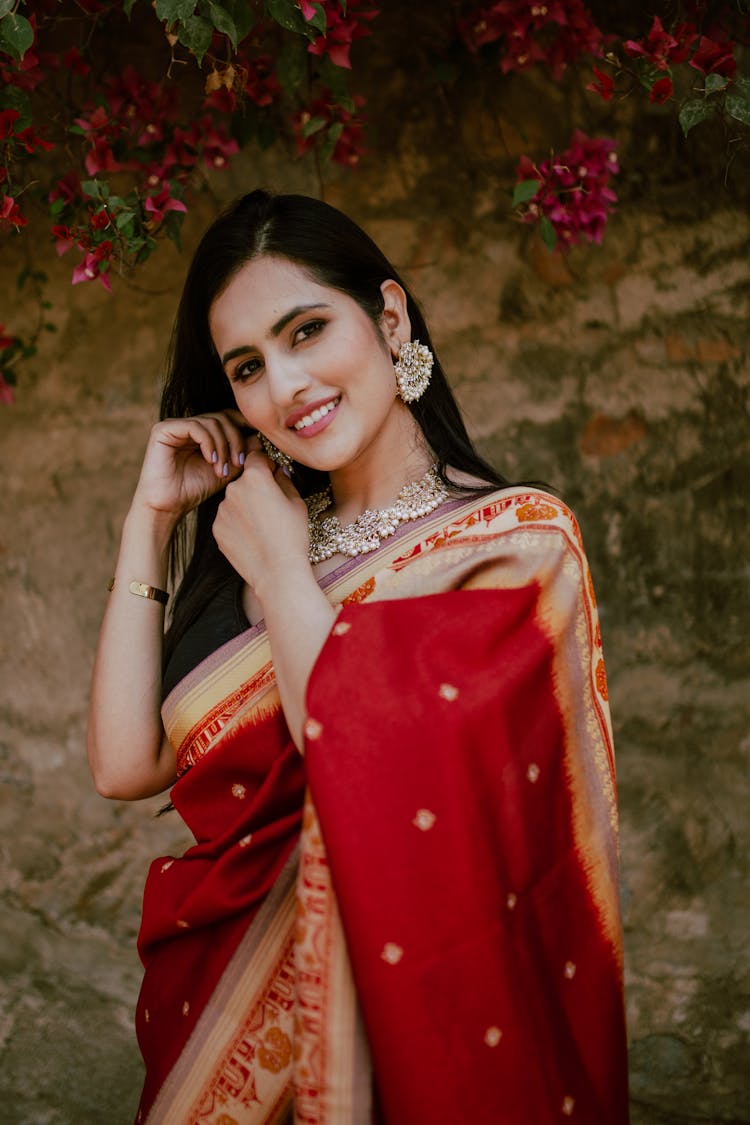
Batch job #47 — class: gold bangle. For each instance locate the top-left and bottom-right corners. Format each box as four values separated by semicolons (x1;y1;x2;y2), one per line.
108;577;169;605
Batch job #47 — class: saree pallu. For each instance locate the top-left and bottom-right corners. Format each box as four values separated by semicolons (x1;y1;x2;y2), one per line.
134;487;629;1124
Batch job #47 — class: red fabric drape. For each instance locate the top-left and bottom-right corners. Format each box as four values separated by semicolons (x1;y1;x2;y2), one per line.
135;710;305;1120
305;587;629;1124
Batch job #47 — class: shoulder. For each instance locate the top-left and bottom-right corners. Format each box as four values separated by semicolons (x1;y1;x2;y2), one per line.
441;484;584;555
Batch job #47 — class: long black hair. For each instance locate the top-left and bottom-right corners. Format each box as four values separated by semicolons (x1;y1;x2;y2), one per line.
161;189;509;660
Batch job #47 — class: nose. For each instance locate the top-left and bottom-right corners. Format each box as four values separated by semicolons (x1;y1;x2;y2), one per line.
265;352;312;409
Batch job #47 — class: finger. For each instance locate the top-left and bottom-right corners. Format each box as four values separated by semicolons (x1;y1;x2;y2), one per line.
272;464;302;501
206;410;255;469
156;418;226;471
190;415;233;479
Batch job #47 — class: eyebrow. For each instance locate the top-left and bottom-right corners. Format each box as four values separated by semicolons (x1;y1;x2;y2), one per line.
220;303;331;367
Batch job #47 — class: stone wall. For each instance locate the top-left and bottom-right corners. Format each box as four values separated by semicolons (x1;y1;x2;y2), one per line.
1;9;749;1122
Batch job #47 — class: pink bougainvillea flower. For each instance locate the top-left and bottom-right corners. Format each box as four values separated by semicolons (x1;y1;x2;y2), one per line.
74;105;112;135
460;0;601;76
0;194;27;230
294;93;367;166
162;127;199;172
242;54;282;107
669;21;699;64
515;130;619;250
0;325;16;350
15;126;55;154
72;250;111;290
190;118;239;169
84;136;121;176
623;16;678;70
306;0;378;69
63;46;90;76
586;64;614;100
49;171;82;207
0;109;20;139
51;224;76;256
299;0;318;19
90;209;110;230
649;75;673;103
689;35;736;78
144;183;188;224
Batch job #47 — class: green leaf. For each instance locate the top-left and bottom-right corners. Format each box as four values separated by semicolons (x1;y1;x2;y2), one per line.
306;3;326;35
155;0;195;24
276;37;308;96
539;215;557;253
319;120;344;164
177;13;213;63
302;114;327;138
512;179;541;207
68;123;86;135
123;0;137;15
82;179;111;200
0;12;34;61
16;266;30;290
222;0;254;43
207;1;238;47
116;210;136;229
50;198;67;216
265;0;315;39
678;98;716;136
44;323;57;333
705;72;729;94
725;88;750;126
0;0;14;19
1;85;32;130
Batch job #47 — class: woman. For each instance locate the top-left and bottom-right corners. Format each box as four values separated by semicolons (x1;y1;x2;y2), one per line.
87;190;629;1124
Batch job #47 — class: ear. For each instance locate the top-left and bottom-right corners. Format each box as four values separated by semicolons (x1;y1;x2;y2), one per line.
379;279;411;358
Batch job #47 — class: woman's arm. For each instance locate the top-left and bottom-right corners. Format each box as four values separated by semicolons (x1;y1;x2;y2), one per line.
87;412;249;799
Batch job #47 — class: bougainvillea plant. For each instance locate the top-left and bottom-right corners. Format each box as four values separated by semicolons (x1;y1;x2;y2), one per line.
1;0;749;401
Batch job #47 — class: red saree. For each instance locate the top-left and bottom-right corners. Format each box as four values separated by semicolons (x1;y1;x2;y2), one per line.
134;488;629;1124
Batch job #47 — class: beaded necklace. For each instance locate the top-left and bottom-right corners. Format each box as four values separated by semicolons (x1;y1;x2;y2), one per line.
306;466;449;564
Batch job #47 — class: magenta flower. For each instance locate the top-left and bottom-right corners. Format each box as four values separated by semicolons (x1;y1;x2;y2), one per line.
649;75;673;103
72;250;112;291
144;183;188;225
306;0;378;70
689;35;736;79
586;65;614;101
0;109;20;139
51;224;76;256
515;131;619;250
0;194;27;231
623;16;678;70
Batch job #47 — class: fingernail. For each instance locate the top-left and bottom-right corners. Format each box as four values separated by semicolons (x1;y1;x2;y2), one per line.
222;461;229;477
281;465;292;479
239;452;246;465
211;450;218;463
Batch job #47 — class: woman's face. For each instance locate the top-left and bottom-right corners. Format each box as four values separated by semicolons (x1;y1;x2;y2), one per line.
208;254;412;475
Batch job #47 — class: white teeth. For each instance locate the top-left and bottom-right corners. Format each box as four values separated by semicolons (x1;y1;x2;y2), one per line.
293;397;339;431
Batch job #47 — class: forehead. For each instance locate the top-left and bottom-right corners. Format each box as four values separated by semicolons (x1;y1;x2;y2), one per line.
209;255;339;336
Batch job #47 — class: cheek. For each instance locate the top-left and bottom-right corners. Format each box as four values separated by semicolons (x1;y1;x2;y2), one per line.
232;384;268;429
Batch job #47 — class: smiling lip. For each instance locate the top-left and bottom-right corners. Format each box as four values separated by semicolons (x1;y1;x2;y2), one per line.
286;395;341;437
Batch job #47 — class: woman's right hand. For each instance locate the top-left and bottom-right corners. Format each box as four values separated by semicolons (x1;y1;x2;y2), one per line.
132;409;251;522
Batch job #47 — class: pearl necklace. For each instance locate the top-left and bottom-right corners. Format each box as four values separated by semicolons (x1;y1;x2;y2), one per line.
306;466;449;563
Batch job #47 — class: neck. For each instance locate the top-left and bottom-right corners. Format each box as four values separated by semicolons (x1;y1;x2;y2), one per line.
328;406;433;521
